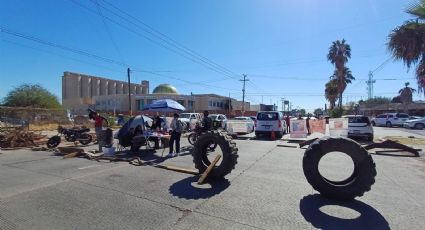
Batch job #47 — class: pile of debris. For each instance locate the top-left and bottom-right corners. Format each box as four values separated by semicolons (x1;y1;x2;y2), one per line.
0;128;47;149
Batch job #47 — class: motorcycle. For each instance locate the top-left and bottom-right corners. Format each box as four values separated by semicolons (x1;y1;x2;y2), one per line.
187;123;217;150
47;126;93;148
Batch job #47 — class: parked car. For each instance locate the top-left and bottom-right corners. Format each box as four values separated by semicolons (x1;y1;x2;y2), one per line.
249;116;256;122
208;114;227;129
344;115;374;141
370;113;409;127
255;111;287;138
225;116;255;135
179;113;202;131
404;117;425;129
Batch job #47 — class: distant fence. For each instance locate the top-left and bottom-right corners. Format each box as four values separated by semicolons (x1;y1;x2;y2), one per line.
0;106;72;130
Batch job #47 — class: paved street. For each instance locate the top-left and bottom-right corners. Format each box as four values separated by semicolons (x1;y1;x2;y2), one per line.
1;127;425;229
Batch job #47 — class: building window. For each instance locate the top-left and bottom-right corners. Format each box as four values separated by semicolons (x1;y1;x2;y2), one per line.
209;101;212;107
137;100;145;111
188;100;194;109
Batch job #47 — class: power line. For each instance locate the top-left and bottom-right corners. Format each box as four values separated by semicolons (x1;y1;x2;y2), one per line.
0;26;240;92
93;0;126;64
99;0;241;80
367;57;393;99
74;0;241;81
0;38;125;74
0;26;128;67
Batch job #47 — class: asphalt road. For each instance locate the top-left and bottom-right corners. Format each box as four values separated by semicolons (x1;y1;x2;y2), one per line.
0;127;424;229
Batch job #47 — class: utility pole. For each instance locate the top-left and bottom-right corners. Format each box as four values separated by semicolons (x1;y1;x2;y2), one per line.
366;71;376;99
240;74;249;115
228;93;231;115
127;68;132;116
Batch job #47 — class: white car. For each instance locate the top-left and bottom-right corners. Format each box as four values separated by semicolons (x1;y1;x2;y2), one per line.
344;115;374;141
371;113;409;127
179;113;202;130
255;111;287;139
404;118;425;129
208;114;227;129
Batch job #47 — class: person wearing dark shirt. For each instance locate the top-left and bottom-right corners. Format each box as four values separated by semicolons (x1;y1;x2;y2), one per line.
201;110;212;132
306;114;311;135
153;115;162;131
285;115;291;133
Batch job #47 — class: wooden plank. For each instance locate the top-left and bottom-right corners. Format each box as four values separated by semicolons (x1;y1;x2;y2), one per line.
276;144;298;148
298;138;318;148
63;151;83;159
198;154;221;184
364;139;420;157
154;164;198;175
57;147;84;154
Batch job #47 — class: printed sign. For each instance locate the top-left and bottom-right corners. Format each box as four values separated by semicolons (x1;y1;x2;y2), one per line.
290;120;308;138
329;118;348;137
309;119;326;134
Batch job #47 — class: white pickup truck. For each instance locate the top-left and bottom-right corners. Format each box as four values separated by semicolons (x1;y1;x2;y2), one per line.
225;116;255;135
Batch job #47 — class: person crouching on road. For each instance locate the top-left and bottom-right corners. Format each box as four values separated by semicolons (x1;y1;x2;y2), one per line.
167;113;182;157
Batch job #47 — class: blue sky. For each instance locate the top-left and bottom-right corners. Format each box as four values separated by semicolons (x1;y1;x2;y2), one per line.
0;0;419;112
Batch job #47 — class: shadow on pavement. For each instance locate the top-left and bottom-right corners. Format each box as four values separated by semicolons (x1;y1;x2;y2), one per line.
169;176;230;200
299;194;390;230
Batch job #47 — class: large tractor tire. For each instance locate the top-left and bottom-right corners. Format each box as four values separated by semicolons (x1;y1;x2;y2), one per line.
192;130;238;179
303;136;376;200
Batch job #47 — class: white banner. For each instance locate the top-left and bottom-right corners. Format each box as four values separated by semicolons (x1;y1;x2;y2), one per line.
329;118;348;137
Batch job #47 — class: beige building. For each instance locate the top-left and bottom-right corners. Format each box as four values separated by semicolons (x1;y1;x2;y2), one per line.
62;71;149;113
62;71;250;115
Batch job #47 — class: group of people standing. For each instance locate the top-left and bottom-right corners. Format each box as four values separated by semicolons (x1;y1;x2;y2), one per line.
167;110;211;157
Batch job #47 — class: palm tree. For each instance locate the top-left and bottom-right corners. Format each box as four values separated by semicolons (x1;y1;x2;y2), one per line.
399;82;416;103
325;79;338;109
330;67;355;107
388;0;425;93
327;39;351;108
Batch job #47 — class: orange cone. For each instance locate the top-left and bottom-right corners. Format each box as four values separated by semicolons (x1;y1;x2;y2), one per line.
271;130;276;140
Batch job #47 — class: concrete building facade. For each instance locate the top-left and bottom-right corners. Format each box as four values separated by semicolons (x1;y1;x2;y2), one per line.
62;71;149;113
62;71;251;116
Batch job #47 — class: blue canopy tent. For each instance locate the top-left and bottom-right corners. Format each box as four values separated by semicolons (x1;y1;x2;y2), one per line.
143;99;186;112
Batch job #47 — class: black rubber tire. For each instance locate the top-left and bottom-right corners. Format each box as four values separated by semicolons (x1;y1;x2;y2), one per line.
78;133;93;145
386;122;392;128
371;121;376;126
192;130;238;179
188;133;197;145
65;135;75;142
47;136;61;148
303;136;376;200
367;134;374;142
415;123;424;130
